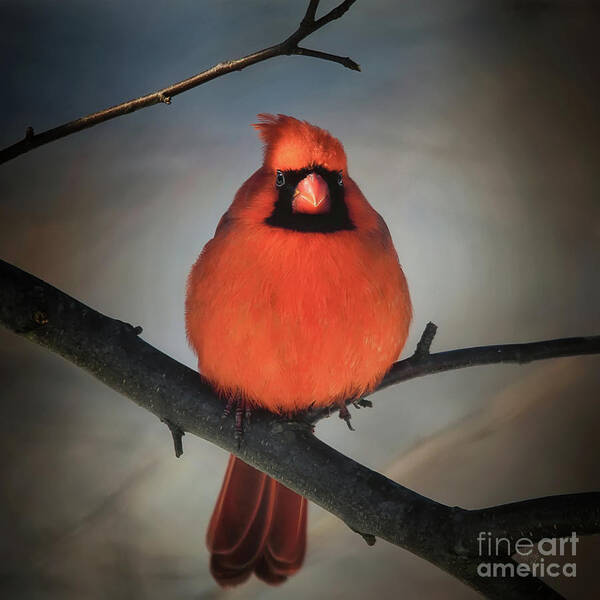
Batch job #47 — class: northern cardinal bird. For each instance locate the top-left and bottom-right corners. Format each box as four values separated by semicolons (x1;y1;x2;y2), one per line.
186;114;411;587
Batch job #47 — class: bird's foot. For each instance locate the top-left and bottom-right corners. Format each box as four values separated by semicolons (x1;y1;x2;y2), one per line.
222;397;252;447
352;398;373;409
339;404;355;431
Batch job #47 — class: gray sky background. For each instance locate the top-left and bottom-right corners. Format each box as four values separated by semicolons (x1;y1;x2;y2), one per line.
1;1;599;598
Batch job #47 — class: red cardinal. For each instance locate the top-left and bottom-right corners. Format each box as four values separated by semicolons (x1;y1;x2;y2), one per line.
186;114;411;586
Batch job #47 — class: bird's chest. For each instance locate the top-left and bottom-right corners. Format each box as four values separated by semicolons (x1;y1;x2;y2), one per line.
227;229;379;330
188;225;408;410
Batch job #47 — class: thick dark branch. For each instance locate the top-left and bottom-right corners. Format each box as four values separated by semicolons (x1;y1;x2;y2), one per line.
0;0;359;165
1;258;598;600
458;493;600;555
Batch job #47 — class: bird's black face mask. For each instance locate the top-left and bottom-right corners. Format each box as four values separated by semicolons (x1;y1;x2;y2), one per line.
265;165;355;233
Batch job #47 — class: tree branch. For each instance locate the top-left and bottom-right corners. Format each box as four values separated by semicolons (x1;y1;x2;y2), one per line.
0;0;359;165
378;322;600;391
1;258;598;600
307;321;600;422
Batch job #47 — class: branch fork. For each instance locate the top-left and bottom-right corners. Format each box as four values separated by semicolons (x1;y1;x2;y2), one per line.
0;0;359;165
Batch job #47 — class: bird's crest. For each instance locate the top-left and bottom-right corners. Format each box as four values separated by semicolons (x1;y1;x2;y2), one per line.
253;114;347;173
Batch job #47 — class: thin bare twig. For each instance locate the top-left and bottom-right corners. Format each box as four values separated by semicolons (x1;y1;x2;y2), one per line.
377;325;600;392
0;0;359;165
1;258;599;599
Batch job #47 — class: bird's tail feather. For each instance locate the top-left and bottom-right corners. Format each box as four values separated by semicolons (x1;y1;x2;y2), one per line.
207;454;307;587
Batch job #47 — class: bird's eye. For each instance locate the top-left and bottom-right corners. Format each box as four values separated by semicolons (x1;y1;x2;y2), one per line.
275;170;285;187
337;171;343;186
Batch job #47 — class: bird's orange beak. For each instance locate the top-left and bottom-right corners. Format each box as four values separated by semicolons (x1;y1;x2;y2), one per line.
292;173;330;214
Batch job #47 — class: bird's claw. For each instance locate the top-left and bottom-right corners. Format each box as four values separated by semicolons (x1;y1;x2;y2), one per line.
222;397;252;447
339;404;355;431
353;398;372;409
222;397;234;418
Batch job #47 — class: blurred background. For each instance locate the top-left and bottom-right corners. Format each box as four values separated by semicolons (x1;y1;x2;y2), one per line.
1;0;599;598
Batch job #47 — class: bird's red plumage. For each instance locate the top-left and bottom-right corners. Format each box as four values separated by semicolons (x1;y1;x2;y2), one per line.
186;115;411;412
186;114;411;586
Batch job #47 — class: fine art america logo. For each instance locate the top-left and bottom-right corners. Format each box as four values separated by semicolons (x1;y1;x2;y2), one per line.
477;532;578;578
